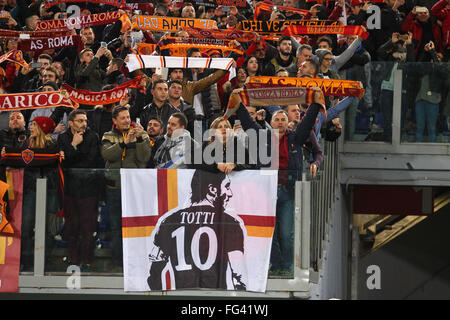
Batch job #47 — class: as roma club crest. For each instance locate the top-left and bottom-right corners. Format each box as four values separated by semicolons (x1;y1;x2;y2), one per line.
21;149;34;164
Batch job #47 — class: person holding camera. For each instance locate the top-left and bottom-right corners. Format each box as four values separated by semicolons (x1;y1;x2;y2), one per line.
401;6;443;61
101;105;151;270
74;46;109;93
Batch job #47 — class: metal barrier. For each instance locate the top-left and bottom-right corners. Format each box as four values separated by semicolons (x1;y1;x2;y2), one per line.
307;141;340;282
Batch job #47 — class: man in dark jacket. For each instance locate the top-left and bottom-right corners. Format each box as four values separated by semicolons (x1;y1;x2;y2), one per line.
139;79;178;133
0;111;28;152
262;36;297;76
167;80;196;136
236;101;324;275
57;109;101;271
74;47;108;93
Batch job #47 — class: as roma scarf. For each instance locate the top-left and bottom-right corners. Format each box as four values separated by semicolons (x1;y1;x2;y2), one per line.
2;148;61;167
254;3;309;20
306;0;383;2
166;36;233;46
0;51;14;65
0;50;26;67
61;76;144;105
136;43;158;55
215;0;247;7
44;0;125;8
183;27;259;43
19;35;82;52
224;87;326;119
159;43;243;57
238;20;340;33
126;55;235;73
35;11;123;31
0;29;72;40
5;50;27;71
0;91;78;111
247;76;366;98
282;25;369;39
2;147;64;216
132;16;218;32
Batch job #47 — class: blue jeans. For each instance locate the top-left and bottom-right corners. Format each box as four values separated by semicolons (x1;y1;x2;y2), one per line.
270;185;295;272
415;100;439;142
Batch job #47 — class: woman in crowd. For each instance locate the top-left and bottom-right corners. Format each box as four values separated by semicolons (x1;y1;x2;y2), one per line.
1;116;60;271
193;116;257;174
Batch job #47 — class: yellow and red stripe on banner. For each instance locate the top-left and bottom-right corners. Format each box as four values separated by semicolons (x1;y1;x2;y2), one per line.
122;169;274;239
122;169;178;238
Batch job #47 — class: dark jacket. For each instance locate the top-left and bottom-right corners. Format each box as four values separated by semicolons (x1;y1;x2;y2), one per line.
262;54;297;77
0;128;29;151
401;11;443;59
236;103;322;181
139;101;179;133
57;127;101;169
191;137;259;173
74;57;105;92
368;3;405;60
169;100;196;137
57;127;103;197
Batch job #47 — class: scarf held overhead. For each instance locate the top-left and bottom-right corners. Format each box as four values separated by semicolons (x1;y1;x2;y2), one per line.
132;16;218;32
224;87;326;119
238;20;341;33
247;76;365;98
0;91;78;111
183;27;259;43
159;43;243;57
44;0;125;8
126;55;235;73
61;76;144;105
254;2;309;20
35;11;123;31
282;25;369;39
0;29;72;40
19;35;82;52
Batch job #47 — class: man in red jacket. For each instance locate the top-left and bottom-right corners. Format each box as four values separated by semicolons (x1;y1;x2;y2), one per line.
432;0;450;61
401;6;443;61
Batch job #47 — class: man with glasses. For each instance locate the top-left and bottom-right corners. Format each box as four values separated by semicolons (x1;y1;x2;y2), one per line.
57;110;101;272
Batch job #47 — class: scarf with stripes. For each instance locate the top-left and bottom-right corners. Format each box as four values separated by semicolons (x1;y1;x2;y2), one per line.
126;55;236;77
223;87;326;120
